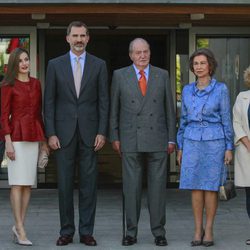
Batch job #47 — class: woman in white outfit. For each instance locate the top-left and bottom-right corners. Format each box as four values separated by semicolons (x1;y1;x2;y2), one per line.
233;65;250;245
0;48;49;246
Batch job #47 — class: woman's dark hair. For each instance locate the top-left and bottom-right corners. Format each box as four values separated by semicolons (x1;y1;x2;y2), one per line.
1;47;29;87
189;48;218;76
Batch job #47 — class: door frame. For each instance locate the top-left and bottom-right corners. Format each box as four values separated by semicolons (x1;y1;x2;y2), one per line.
40;28;175;187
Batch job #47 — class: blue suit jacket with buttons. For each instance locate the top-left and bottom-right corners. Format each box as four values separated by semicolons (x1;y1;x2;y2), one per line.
177;78;234;150
109;64;176;152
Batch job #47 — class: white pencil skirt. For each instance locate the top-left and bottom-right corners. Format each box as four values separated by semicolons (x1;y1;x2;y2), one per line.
7;142;39;186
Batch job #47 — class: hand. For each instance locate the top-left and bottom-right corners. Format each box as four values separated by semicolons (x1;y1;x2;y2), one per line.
6;141;15;161
112;140;121;157
94;134;106;151
241;137;250;152
48;135;61;150
177;150;182;167
224;150;233;165
40;141;50;155
167;143;176;154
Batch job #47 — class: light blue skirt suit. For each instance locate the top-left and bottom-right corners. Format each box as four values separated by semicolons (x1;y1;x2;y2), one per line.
177;79;234;191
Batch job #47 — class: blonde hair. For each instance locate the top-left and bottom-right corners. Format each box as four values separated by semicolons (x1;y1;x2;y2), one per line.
244;66;250;88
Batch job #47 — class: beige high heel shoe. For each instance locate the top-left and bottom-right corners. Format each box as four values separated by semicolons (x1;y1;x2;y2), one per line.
12;226;32;246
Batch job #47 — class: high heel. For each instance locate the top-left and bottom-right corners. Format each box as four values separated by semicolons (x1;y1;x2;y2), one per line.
202;240;214;247
12;226;32;246
202;231;214;247
190;229;205;247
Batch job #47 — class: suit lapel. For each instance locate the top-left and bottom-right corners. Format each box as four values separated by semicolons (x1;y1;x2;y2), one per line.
138;65;159;113
143;65;158;98
124;65;144;102
79;53;93;95
61;53;77;97
242;91;250;128
124;65;159;112
61;52;93;98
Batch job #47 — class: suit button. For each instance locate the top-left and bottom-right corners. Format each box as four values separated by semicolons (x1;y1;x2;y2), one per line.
131;100;135;103
137;114;140;116
150;113;153;116
137;126;140;129
153;99;156;103
202;121;208;126
150;127;153;130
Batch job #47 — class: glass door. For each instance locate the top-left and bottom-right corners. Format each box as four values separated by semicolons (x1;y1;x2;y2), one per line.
189;27;250;98
196;36;250;102
0;27;37;188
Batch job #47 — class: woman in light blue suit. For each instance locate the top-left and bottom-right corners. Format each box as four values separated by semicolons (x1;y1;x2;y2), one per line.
177;48;233;247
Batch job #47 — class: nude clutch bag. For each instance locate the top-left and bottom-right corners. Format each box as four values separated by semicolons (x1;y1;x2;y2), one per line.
37;150;49;169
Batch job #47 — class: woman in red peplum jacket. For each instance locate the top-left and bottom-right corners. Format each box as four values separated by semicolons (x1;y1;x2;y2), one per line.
1;48;49;246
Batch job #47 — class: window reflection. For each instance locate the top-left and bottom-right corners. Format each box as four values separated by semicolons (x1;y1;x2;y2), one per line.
0;37;30;78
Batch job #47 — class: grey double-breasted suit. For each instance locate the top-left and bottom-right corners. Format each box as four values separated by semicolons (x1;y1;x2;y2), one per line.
109;64;176;238
110;65;175;151
44;52;109;237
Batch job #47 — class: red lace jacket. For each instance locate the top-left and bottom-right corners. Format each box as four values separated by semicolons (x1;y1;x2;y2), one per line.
1;77;45;142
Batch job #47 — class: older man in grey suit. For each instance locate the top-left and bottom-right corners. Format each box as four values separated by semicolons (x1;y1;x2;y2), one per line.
44;21;109;247
110;38;176;246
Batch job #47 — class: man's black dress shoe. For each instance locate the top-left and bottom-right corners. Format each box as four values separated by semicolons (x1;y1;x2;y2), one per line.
155;236;168;246
56;235;73;246
122;236;137;246
80;235;97;246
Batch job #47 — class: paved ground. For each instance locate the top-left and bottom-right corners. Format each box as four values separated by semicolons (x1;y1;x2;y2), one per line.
0;188;249;250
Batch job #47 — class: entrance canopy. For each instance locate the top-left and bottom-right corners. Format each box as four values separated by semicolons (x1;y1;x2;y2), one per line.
0;0;250;27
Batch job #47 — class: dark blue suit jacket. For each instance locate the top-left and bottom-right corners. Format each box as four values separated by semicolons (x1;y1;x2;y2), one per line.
44;52;109;147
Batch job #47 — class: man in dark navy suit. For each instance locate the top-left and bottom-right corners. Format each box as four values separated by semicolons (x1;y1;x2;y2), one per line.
44;21;109;247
